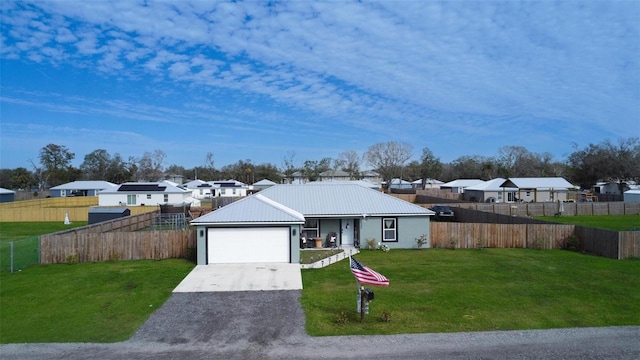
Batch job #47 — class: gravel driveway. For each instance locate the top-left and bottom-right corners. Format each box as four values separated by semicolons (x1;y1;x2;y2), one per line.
1;291;639;359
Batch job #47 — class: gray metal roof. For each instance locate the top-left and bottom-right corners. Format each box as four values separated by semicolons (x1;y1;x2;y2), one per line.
50;181;117;190
500;177;577;190
191;194;305;224
257;183;432;217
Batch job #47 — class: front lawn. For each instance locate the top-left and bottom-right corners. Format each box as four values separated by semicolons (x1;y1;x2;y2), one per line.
534;214;640;231
0;259;194;343
301;249;640;335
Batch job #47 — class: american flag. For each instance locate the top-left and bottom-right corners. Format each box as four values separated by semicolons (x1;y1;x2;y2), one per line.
350;257;389;287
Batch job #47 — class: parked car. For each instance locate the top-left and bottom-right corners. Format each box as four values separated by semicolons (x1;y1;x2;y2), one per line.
430;205;454;221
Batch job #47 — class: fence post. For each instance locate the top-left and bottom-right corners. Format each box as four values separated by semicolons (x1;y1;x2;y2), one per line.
10;241;14;273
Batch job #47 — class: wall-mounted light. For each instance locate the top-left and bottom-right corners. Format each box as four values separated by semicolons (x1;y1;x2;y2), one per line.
346;223;349;229
292;228;297;236
199;230;204;237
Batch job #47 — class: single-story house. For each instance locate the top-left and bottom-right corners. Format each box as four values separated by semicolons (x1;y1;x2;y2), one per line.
251;179;277;191
624;190;640;203
411;178;444;190
211;180;248;197
190;183;434;264
498;177;578;202
50;181;117;197
440;179;484;193
98;181;197;206
463;178;517;203
0;187;15;203
319;169;352;182
387;178;413;189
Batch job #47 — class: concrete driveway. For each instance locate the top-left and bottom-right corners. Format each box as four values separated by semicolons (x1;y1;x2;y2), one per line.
172;263;303;292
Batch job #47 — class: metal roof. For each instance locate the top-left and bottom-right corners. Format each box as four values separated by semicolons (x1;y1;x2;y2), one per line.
499;177;577;190
100;181;189;194
50;181;117;190
191;194;305;224
464;178;516;191
257;183;432;217
441;179;484;188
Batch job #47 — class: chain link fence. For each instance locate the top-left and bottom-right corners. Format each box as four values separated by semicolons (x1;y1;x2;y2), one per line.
0;236;40;273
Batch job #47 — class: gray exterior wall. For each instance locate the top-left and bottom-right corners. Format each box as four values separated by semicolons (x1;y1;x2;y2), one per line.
359;216;430;249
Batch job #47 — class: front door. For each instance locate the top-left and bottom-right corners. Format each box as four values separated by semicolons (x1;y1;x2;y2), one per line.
341;219;354;246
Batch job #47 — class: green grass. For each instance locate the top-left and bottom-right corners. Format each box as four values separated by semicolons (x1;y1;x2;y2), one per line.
0;259;194;343
300;249;640;335
0;222;90;272
534;214;640;231
0;221;89;242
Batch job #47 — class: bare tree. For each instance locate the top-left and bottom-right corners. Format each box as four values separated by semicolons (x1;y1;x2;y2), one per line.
338;150;361;180
363;141;413;192
281;151;297;184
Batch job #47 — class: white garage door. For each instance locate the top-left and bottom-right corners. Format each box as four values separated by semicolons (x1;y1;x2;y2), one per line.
207;227;290;264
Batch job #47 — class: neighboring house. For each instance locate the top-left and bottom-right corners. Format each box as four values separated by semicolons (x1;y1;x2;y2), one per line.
211;180;248;197
440;179;484;194
498;177;578;202
98;181;197;206
191;183;434;265
623;190;640;203
251;179;277;191
50;181;117;197
0;187;16;203
462;178;518;203
183;180;216;200
319;170;351;182
361;170;382;186
387;178;413;189
304;179;380;190
411;178;444;190
594;181;639;195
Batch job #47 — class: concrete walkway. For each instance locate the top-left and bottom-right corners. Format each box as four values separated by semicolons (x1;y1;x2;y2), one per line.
300;245;359;269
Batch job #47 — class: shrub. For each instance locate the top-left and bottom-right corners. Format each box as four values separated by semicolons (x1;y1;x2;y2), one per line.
476;237;486;250
335;311;349;324
415;234;428;249
378;243;390;252
66;253;78;265
448;238;458;250
366;238;377;250
380;310;392;323
108;252;120;262
564;235;580;252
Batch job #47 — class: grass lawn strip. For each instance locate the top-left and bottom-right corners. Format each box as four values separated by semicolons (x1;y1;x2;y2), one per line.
534;214;640;231
0;259;194;343
300;249;640;335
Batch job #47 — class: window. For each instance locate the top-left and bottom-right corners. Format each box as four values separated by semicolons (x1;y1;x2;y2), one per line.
147;194;151;200
164;194;169;202
302;218;319;238
221;189;226;195
127;194;136;205
497;192;503;201
382;218;397;242
61;190;66;197
507;192;517;202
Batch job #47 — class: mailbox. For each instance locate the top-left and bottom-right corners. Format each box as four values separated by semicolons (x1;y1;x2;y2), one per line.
365;288;374;301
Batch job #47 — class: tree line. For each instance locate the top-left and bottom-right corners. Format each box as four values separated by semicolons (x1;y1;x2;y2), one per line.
0;138;638;192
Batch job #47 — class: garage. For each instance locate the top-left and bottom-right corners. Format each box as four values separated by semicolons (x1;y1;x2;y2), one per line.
207;227;290;264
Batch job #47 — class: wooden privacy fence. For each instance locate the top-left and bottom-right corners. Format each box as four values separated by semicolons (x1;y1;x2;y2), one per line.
420;202;640;217
0;198;159;222
430;222;640;259
431;223;575;250
40;229;196;264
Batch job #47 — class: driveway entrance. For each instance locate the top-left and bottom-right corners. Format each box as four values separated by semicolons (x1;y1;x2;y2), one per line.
172;263;303;292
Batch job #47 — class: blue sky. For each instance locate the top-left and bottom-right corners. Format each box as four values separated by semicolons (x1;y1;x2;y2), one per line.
1;1;639;171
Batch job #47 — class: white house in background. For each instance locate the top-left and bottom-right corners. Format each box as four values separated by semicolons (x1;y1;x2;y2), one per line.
182;180;217;200
498;177;578;202
304;179;380;190
211;180;248;197
462;178;518;203
98;181;197;206
623;190;640;203
411;178;444;190
50;181;117;197
440;179;484;193
387;178;413;189
594;181;639;195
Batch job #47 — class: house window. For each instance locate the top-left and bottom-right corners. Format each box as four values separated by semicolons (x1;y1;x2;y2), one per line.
164;194;168;202
147;194;151;200
508;192;517;202
497;192;503;201
232;188;237;195
127;194;136;205
61;190;66;197
302;218;319;238
382;218;397;242
221;189;226;195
